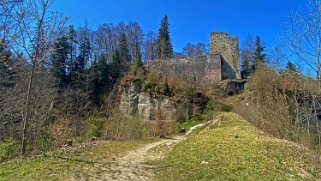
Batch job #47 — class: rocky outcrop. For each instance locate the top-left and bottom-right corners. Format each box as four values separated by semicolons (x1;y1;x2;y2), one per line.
119;81;141;117
137;94;154;122
120;81;177;122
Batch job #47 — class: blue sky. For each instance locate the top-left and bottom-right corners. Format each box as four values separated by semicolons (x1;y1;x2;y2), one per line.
52;0;306;52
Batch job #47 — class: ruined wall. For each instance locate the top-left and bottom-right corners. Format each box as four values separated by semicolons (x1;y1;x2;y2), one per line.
145;32;241;85
147;55;222;86
210;32;241;79
203;53;221;83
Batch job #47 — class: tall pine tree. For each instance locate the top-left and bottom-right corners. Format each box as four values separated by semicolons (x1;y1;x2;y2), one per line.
118;32;130;65
253;36;266;65
77;34;91;73
51;35;69;87
157;15;173;59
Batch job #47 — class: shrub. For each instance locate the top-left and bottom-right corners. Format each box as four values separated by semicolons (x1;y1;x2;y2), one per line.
87;117;105;138
0;138;19;162
143;71;159;93
104;113;151;140
175;105;189;123
221;104;233;112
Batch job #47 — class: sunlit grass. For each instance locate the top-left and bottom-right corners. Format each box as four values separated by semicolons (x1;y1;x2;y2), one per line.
156;112;321;181
0;138;157;180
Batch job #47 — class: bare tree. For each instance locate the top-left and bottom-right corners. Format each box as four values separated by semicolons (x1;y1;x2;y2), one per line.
94;23;117;62
240;35;256;69
285;0;321;80
182;43;195;57
182;42;207;57
3;0;66;156
195;42;207;56
144;31;157;63
126;21;143;63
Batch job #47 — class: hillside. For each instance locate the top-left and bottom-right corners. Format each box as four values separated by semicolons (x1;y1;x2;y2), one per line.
1;112;321;180
156;112;321;180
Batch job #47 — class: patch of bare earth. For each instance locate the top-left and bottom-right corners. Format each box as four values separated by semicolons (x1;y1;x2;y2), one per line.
74;122;209;181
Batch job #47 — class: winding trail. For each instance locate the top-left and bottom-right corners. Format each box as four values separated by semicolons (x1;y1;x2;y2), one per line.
76;121;210;181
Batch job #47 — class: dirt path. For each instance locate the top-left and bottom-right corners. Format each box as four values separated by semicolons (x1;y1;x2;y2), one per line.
75;121;210;181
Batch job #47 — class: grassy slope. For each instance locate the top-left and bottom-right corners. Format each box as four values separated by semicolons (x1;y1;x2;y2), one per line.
157;112;321;181
0;138;157;181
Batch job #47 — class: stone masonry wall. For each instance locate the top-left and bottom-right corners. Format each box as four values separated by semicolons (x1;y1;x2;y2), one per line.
210;32;241;79
203;53;222;83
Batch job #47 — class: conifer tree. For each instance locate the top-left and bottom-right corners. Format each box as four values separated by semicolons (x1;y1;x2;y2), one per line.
253;36;266;65
112;49;121;65
51;35;69;87
157;15;173;59
118;32;130;64
134;43;142;67
67;25;78;72
78;34;91;73
285;61;298;74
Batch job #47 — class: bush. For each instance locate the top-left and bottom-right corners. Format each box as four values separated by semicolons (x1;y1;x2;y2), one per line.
175;105;189;123
104;113;151;140
0;138;19;162
221;104;233;112
143;71;159;93
87;117;105;138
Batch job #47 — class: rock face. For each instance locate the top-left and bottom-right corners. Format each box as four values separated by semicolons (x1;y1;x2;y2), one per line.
120;81;177;122
119;81;141;117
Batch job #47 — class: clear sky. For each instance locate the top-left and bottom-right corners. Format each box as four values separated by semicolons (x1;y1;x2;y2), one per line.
52;0;307;52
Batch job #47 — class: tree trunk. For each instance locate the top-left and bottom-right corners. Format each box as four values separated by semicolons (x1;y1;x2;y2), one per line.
312;94;321;148
20;0;48;156
21;60;36;156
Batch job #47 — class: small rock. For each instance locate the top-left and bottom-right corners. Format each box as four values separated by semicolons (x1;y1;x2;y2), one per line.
159;134;165;138
64;139;72;147
179;128;186;133
89;136;97;142
201;161;209;165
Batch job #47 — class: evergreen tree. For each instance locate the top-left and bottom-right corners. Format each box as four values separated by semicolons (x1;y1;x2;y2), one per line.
77;34;91;73
157;15;173;59
118;32;130;64
133;50;142;75
110;49;120;77
134;51;142;68
282;61;299;74
134;43;142;67
89;55;108;104
51;35;69;87
112;49;121;65
253;36;266;65
66;25;78;79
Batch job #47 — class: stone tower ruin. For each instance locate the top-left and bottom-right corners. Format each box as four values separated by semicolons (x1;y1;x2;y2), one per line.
210;32;241;79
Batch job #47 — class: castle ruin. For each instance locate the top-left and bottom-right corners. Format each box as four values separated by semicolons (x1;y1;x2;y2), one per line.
120;32;243;121
147;31;241;85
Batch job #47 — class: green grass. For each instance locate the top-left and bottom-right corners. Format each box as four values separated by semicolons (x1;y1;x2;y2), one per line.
0;138;157;181
157;112;321;181
178;116;204;132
